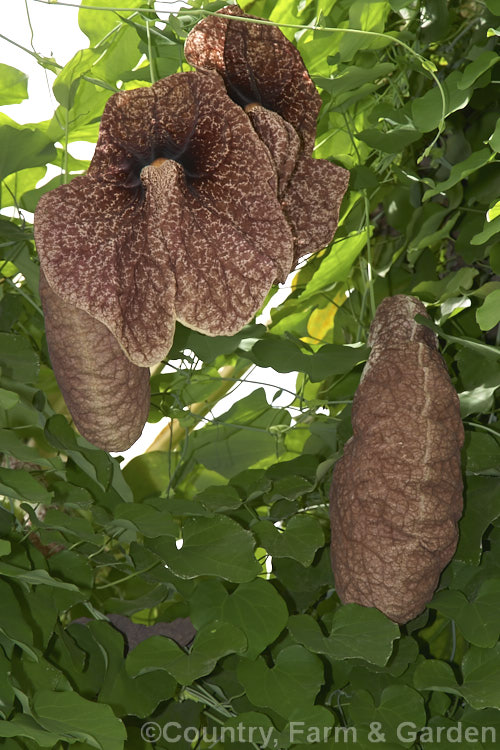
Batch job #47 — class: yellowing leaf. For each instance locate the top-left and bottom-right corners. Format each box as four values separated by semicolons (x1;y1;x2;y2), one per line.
487;201;500;222
302;290;347;344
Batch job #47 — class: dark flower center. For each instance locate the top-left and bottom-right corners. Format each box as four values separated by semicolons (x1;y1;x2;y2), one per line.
121;139;201;190
225;80;264;111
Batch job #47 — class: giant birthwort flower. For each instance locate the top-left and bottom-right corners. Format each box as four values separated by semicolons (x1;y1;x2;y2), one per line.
35;72;294;450
185;5;349;263
35;6;349;452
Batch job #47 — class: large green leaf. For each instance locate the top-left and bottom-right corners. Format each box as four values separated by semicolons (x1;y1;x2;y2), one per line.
432;581;500;648
301;231;369;298
152;514;261;582
247;336;368;381
0;468;51;505
190;389;292;477
0;563;79;592
79;620;177;718
78;0;144;44
466;432;500;474
127;621;246;685
413;658;461;694
0;389;19;410
0;117;56;181
0;580;38;658
459;50;499;89
423;149;494;200
113;502;177;538
411;71;471;132
253;514;324;566
237;645;324;719
53;49;103;110
0;429;59;469
32;690;126;749
122;452;178;501
222;579;289;659
356;125;421;152
490;119;500;152
456;478;500;564
349;685;426;745
0;333;39;383
0;715;62;746
476;289;500;331
1;166;46;209
224;712;280;749
314;63;395;96
190;577;289;659
289;605;400;667
0;64;28;105
462;644;500;710
339;0;391;60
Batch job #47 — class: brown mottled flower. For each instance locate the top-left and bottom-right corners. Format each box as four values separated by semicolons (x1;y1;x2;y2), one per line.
36;71;293;368
185;5;350;263
35;71;294;450
35;7;349;453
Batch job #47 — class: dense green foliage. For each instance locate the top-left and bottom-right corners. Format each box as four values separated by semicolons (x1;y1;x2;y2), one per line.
0;0;500;747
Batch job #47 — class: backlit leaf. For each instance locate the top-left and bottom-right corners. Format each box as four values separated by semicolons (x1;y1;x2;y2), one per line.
0;64;28;105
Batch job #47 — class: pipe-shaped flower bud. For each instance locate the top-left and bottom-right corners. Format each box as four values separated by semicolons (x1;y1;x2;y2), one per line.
330;296;464;624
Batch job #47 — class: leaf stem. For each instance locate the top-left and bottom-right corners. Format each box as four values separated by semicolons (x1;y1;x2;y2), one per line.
145;361;250;453
146;19;157;84
96;559;161;589
62;108;70;184
0;31;60;71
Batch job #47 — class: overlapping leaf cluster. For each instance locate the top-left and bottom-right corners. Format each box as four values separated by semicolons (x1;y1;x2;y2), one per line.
0;0;499;747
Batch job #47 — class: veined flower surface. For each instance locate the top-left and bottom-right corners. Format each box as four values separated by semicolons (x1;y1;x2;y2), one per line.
35;6;350;451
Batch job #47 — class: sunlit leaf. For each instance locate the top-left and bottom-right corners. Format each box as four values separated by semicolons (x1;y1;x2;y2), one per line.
459;51;499;90
476;289;500;331
0;64;28;105
0;116;56;181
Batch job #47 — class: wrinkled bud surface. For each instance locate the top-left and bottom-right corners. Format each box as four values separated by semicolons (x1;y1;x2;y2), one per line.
330;295;464;624
40;271;150;452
